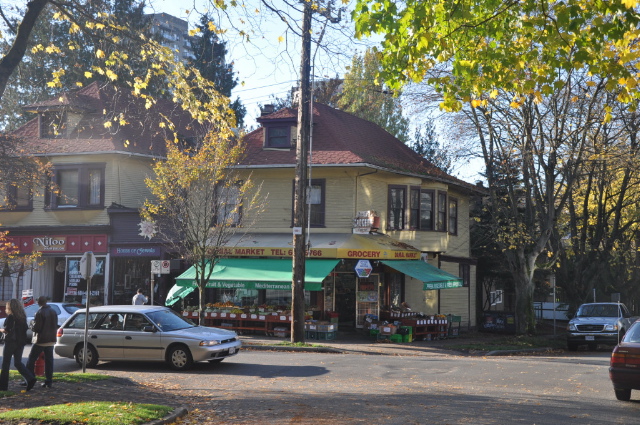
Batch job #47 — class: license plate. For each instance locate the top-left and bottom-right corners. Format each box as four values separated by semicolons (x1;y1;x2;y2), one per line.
585;336;595;341
229;347;236;354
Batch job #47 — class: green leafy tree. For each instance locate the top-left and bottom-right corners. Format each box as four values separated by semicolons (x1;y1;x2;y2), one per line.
0;0;159;130
353;0;640;111
338;49;410;144
141;132;264;322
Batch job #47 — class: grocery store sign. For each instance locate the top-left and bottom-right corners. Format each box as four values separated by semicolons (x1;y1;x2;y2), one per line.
216;246;418;259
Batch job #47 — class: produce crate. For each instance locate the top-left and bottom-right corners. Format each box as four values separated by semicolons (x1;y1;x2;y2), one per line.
369;329;380;339
305;330;317;339
390;334;403;343
316;331;336;340
402;333;413;343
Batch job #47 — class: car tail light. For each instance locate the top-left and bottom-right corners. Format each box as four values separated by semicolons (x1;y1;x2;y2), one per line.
611;347;640;368
56;327;63;338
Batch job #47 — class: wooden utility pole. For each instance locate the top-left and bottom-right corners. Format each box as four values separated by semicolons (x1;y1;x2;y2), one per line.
291;0;313;343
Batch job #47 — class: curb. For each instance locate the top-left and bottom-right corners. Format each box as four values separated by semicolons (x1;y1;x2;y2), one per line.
147;406;188;425
243;344;344;354
485;347;554;356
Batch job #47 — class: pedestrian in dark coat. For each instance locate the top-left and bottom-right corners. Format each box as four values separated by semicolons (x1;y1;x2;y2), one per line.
0;299;36;391
26;296;58;388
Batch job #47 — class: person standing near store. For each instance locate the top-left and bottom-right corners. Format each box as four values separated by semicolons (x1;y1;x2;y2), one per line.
26;296;58;388
132;288;148;305
0;299;37;391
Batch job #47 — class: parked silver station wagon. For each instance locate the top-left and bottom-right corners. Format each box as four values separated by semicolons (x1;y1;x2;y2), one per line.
55;305;241;370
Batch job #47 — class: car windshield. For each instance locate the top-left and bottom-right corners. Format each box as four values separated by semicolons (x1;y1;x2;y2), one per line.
623;323;640;343
62;304;83;314
577;304;619;318
146;309;195;332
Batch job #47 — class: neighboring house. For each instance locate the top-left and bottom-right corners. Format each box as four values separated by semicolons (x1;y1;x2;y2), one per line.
0;81;201;305
174;103;485;329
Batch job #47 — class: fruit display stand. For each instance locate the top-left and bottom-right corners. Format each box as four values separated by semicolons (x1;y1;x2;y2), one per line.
380;313;449;340
201;311;294;336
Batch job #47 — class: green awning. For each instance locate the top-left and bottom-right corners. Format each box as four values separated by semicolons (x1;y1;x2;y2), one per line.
381;260;464;290
164;284;196;306
174;258;339;291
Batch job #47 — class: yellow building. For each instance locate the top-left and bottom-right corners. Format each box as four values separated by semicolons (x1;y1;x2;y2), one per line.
175;103;484;330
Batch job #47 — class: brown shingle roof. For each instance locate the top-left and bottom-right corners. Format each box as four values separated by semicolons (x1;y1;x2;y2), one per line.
12;82;204;157
243;103;480;193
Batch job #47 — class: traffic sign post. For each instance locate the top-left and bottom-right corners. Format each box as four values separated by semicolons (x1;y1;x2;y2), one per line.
150;260;171;306
80;251;96;373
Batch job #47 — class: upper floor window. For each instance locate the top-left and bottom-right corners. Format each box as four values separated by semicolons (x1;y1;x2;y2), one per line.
436;192;447;232
291;179;325;227
409;188;434;230
266;126;292;148
48;164;105;209
388;186;406;230
215;184;242;227
308;180;325;227
449;198;458;235
0;184;32;211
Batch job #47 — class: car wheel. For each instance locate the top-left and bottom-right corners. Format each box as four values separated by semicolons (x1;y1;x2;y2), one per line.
567;343;579;351
75;344;99;368
614;388;632;401
208;358;224;364
167;345;193;371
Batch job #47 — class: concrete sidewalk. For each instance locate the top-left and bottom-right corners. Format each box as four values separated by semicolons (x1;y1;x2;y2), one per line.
238;328;550;357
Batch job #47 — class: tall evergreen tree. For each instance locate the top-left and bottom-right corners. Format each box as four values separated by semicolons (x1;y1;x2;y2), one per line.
338;49;410;144
410;120;452;174
190;14;246;127
0;1;157;131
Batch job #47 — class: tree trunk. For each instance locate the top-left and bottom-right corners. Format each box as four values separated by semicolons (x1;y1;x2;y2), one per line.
291;2;313;343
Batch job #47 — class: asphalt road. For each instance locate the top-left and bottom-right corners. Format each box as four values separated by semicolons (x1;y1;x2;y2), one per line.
47;348;640;425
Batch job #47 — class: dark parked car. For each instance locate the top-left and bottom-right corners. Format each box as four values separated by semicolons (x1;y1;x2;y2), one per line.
609;319;640;401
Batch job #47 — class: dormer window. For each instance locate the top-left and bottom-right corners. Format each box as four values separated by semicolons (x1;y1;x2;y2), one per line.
266;126;292;148
40;112;65;139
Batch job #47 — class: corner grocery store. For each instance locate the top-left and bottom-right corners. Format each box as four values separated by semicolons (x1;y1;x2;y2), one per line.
168;233;464;338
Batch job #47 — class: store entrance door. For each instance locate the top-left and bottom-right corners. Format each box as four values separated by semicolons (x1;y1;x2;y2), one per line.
334;273;356;328
355;274;380;328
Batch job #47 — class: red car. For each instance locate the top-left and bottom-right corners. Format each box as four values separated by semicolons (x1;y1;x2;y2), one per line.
610;319;640;401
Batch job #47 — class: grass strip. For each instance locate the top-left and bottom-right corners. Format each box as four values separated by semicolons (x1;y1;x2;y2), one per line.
1;370;112;398
0;401;172;425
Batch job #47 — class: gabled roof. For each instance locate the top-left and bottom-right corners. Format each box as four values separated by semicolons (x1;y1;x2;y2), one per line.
243;103;481;193
12;81;203;157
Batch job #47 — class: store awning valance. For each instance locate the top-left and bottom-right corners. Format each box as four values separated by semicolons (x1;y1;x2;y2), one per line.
174;258;339;292
381;260;464;290
221;233;421;260
165;284;196;306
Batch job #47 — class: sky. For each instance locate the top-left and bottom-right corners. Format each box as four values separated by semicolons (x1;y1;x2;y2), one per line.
146;0;365;129
143;1;485;183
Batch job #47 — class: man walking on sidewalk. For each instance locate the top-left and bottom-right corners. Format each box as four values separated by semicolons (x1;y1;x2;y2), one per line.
27;296;58;388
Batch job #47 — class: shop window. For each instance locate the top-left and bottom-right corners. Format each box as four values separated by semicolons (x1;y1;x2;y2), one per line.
436;192;447;232
409;187;434;230
48;164;105;209
0;183;32;211
291;179;325;227
265;126;291;148
449;197;458;235
215;183;242;226
388;185;406;230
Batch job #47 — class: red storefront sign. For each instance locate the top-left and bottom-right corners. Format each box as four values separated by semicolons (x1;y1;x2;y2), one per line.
9;234;108;254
